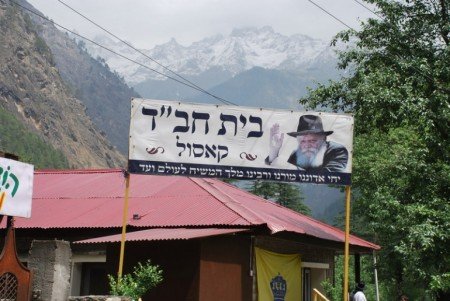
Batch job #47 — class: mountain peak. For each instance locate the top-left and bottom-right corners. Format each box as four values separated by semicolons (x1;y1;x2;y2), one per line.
82;27;333;85
167;37;179;45
230;26;274;37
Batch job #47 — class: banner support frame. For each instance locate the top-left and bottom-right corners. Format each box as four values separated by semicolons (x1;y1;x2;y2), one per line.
118;170;131;278
343;185;351;301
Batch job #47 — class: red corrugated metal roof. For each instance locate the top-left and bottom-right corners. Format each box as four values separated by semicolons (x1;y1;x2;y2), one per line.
75;228;250;244
13;169;380;250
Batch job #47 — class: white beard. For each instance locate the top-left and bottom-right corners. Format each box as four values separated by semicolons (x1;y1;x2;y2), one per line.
296;143;326;169
309;143;326;167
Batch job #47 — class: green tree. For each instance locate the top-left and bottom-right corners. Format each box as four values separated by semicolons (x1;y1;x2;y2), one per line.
247;181;311;215
322;255;390;301
275;182;311;215
299;0;449;299
248;180;277;199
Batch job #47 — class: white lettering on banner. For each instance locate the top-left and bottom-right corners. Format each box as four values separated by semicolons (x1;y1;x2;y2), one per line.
188;167;223;177
327;175;341;183
133;161;347;184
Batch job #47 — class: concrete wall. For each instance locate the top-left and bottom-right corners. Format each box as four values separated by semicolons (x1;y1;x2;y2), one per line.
28;240;71;301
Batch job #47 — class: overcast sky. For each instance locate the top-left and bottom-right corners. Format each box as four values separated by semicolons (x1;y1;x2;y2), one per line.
27;0;375;49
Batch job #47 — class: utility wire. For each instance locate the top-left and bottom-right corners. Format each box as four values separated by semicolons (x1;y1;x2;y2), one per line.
306;0;450;93
10;0;237;106
56;0;236;106
351;0;383;19
306;0;354;30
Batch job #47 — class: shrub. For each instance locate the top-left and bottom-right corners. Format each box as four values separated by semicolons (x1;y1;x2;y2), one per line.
108;260;163;300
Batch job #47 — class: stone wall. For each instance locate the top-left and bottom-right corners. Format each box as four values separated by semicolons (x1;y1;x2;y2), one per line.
28;240;71;301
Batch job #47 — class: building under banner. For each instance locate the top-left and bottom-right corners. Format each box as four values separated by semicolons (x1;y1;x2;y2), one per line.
6;169;379;300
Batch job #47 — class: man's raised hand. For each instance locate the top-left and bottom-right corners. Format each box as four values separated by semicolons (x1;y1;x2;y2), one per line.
268;123;284;162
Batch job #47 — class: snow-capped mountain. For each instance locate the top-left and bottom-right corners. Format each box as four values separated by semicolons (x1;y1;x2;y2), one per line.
81;26;333;86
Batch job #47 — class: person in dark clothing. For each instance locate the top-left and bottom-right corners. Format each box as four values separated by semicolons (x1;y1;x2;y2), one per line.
351;282;367;301
399;294;409;301
265;115;348;172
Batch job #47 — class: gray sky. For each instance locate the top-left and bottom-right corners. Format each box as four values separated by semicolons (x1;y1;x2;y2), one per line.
27;0;375;49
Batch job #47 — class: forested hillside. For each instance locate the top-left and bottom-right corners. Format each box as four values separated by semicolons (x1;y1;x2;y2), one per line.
0;105;68;168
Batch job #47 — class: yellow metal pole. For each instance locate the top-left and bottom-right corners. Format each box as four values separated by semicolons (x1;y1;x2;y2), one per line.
343;186;351;301
118;171;131;277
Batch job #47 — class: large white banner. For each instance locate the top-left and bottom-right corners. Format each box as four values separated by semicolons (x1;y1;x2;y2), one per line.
0;157;34;218
129;99;353;185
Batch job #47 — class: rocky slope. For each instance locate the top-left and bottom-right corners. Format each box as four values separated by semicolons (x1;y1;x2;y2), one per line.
0;1;125;168
52;40;138;155
25;4;139;154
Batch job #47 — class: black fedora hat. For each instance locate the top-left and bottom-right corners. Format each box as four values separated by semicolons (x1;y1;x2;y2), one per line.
356;282;365;291
287;115;333;137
